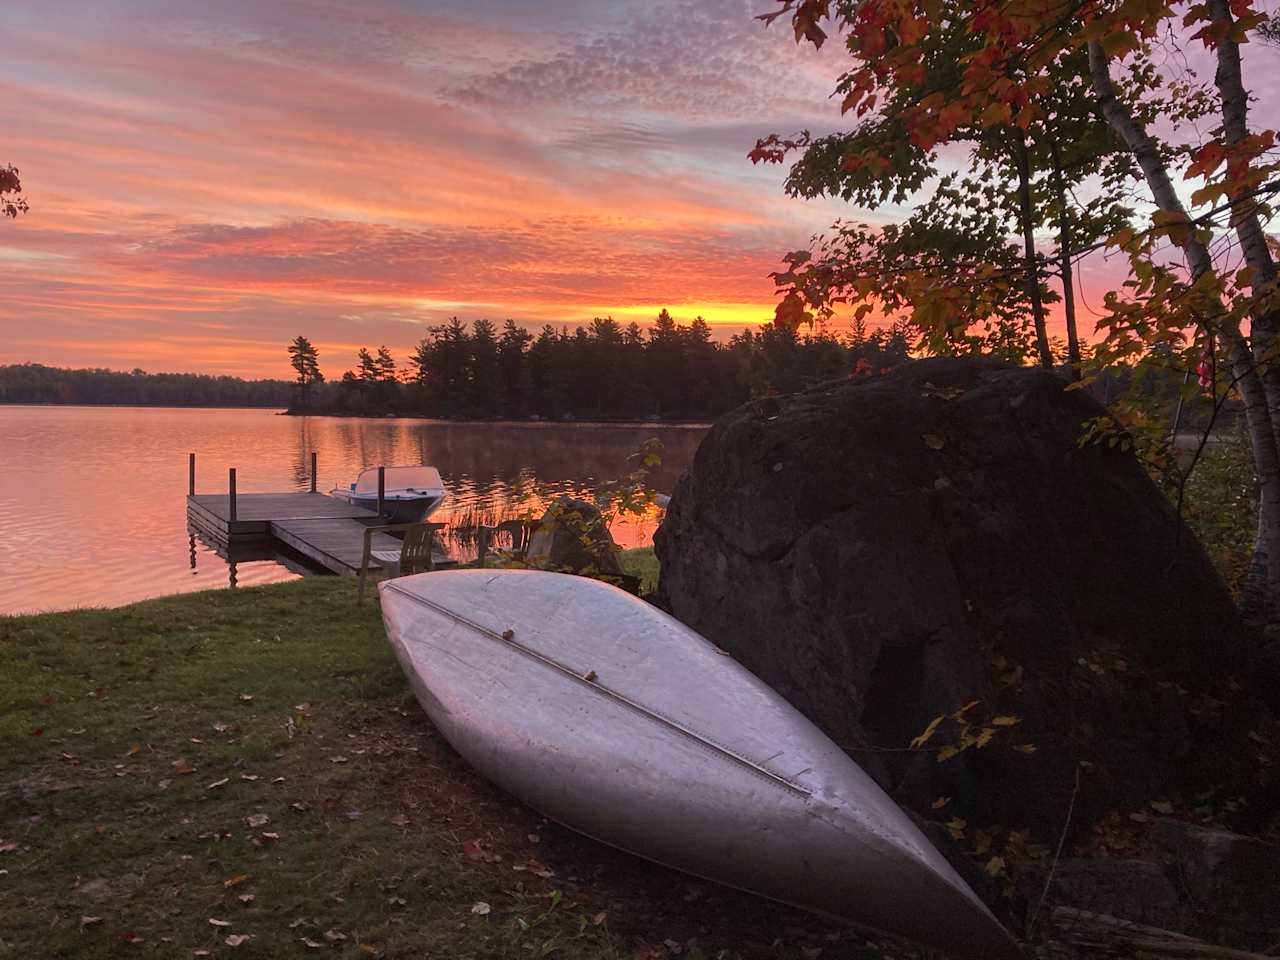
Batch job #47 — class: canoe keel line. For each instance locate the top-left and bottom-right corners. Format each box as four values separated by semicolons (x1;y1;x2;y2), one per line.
379;570;1020;959
383;580;814;799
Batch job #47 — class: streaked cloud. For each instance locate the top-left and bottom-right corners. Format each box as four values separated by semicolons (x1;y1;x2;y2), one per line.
0;0;853;376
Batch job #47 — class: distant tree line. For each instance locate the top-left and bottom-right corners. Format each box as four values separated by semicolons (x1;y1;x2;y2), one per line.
302;310;913;420
0;363;296;407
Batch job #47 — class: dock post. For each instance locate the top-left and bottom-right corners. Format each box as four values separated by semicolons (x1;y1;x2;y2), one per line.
188;453;196;496
310;451;317;493
229;468;237;522
377;466;385;518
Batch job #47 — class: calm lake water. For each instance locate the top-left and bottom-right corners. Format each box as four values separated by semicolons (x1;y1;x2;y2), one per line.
0;406;707;615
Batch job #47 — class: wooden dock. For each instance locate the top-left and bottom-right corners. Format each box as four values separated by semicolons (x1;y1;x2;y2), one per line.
187;490;452;577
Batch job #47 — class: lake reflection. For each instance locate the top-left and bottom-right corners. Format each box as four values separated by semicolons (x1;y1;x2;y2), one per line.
0;406;707;615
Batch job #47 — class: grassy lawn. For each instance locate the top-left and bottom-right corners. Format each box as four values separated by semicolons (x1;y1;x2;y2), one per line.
0;573;870;960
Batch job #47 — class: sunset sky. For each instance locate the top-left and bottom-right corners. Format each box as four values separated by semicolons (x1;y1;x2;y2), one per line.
3;1;1275;380
1;0;863;378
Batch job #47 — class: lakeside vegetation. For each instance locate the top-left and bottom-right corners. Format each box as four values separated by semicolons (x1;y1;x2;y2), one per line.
0;363;295;408
293;312;912;421
0;566;874;960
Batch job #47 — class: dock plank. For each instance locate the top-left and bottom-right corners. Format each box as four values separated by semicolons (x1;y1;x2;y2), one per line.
187;491;455;577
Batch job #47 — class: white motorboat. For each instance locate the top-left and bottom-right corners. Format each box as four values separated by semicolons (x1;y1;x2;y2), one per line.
330;465;446;523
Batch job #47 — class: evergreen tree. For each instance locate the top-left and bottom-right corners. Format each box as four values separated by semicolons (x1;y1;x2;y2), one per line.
286;335;323;410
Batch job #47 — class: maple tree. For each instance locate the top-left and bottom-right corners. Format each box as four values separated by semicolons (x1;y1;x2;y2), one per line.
755;0;1280;627
1;164;27;219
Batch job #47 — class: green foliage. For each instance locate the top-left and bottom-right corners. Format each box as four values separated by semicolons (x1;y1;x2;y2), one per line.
1182;437;1259;598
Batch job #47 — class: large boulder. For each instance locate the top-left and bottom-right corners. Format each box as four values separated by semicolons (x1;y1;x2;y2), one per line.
527;496;627;581
655;358;1274;841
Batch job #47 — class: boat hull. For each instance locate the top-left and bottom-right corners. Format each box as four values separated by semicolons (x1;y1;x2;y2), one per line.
330;490;444;524
378;570;1019;960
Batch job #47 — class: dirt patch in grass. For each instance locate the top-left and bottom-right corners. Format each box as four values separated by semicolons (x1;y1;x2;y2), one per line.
0;578;878;960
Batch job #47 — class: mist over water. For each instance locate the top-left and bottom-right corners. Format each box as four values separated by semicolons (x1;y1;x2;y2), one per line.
0;406;706;615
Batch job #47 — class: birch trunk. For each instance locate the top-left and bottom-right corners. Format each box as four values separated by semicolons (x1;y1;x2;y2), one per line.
1089;40;1280;627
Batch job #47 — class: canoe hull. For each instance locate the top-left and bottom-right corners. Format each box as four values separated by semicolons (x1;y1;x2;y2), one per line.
379;570;1018;959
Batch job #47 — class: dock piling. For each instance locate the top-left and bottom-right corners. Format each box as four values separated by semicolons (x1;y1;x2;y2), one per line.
377;466;385;518
310;451;317;493
229;468;238;522
189;453;196;496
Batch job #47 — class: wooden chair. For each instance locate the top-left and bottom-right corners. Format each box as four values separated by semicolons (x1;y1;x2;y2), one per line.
358;522;446;603
476;519;536;568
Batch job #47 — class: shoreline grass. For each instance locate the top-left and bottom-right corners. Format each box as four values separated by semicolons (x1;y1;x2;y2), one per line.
0;575;871;960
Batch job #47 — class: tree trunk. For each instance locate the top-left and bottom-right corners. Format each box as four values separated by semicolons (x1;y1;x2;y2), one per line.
1046;133;1082;378
1012;132;1054;369
1207;0;1280;454
1089;40;1280;627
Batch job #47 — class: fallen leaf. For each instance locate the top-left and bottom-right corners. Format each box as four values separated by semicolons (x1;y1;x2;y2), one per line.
240;774;259;782
991;715;1020;727
120;932;144;944
238;694;254;702
224;874;250;888
591;911;608;926
238;894;255;904
923;433;945;450
225;934;253;947
245;813;270;828
172;759;195;775
300;939;323;950
127;744;141;756
0;842;17;854
389;813;409;827
288;918;308;929
80;916;103;928
583;670;598;682
208;778;230;789
471;901;491;916
931;797;951;810
209;918;231;927
985;855;1006;876
462;839;483;861
1150;800;1174;814
329;756;348;764
290;801;311;813
324;929;349;943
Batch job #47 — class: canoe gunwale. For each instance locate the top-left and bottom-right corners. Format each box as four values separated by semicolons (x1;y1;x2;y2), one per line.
381;578;814;797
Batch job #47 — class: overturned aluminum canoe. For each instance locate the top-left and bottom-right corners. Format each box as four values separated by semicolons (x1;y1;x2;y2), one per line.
379;569;1019;959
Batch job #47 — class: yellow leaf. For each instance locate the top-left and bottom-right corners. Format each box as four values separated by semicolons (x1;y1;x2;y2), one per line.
936;745;960;762
911;714;946;749
991;715;1020;727
931;796;951;809
984;855;1006;876
1014;743;1038;754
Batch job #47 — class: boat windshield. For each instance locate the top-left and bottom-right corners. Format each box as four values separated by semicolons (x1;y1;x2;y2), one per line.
353;465;444;494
